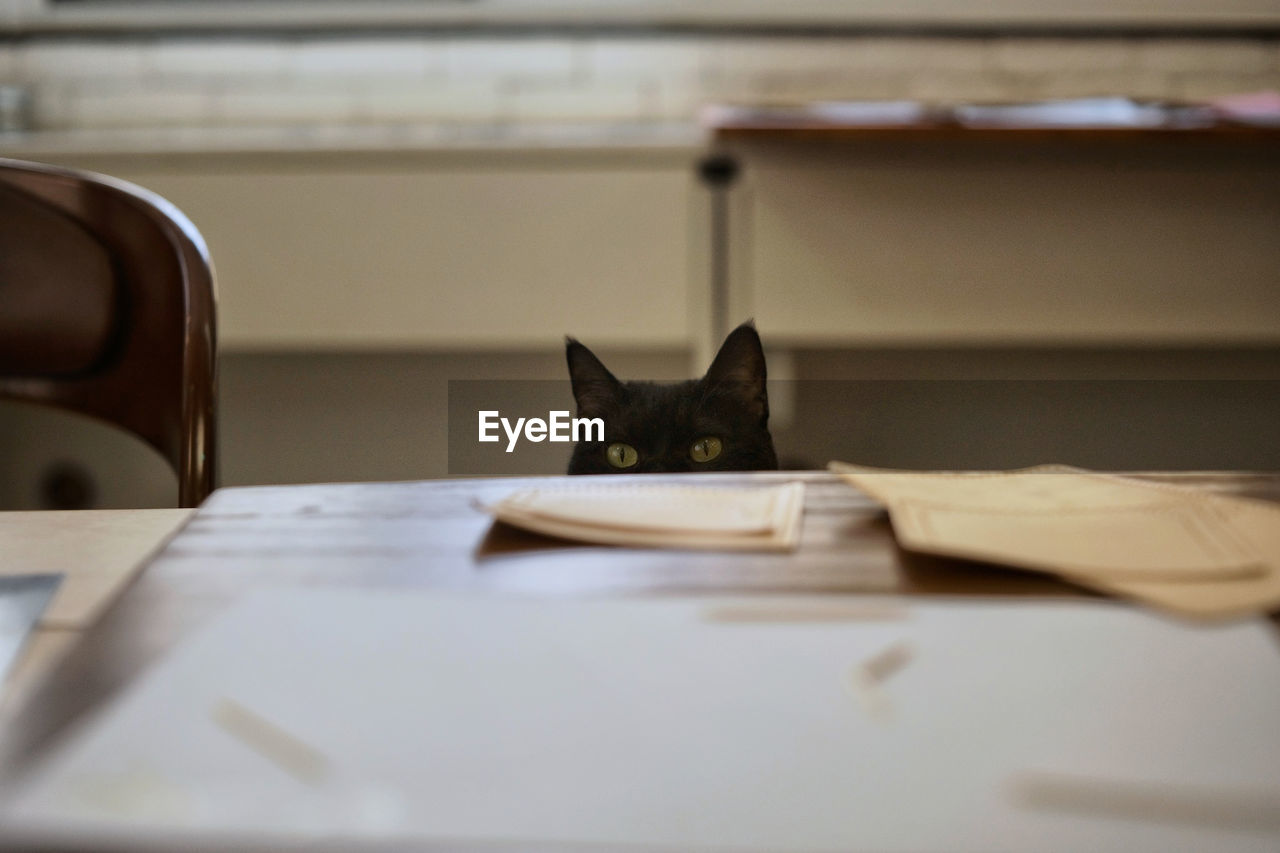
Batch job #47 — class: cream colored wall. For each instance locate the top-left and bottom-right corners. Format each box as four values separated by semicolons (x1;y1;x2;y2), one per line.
218;350;693;487
0;350;696;509
4;342;1278;509
0;148;712;508
2;140;1277;509
2;29;1278;506
53;151;699;352
775;348;1280;471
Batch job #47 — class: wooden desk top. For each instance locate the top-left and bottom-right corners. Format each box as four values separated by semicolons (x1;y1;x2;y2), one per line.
3;471;1278;784
0;509;194;631
0;509;194;720
705;102;1280;145
712;122;1280;145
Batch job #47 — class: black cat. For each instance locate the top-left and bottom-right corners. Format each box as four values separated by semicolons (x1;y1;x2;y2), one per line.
565;322;779;474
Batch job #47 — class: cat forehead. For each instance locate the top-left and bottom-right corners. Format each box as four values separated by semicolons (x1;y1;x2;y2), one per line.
620;379;701;409
607;380;742;430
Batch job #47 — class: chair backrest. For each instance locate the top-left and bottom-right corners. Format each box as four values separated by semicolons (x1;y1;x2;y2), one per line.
0;157;218;507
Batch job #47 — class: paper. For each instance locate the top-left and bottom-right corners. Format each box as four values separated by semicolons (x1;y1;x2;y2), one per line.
0;574;61;687
2;591;1278;852
0;509;193;629
705;97;1211;131
1204;91;1280;127
485;481;804;551
1080;495;1280;618
830;462;1280;619
953;97;1175;128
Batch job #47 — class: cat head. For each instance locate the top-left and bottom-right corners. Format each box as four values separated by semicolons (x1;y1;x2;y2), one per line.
564;322;779;474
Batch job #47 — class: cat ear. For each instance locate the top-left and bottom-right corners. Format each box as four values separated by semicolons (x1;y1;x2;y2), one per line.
566;336;623;417
703;321;769;422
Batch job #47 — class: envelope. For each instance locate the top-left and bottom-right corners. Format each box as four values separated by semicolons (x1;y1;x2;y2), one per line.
485;481;805;552
830;462;1280;620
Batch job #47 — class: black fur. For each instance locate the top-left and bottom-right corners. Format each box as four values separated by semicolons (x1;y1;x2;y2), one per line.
565;322;779;474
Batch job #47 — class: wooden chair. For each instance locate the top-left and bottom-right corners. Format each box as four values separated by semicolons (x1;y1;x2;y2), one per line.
0;158;218;507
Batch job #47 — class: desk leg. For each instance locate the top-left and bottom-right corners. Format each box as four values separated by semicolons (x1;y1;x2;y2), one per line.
698;154;740;351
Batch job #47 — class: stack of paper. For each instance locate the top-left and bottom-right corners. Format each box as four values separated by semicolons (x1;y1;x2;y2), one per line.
952;97;1176;128
830;462;1280;620
485;482;804;551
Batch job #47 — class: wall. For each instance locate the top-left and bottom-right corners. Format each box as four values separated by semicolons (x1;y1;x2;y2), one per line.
0;349;696;509
1;28;1277;507
1;34;1277;133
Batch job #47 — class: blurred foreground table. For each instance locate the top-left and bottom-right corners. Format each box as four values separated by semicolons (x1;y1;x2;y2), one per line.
2;471;1278;786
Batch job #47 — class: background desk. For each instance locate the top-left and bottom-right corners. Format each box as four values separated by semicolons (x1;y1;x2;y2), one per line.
706;118;1280;471
708;118;1280;350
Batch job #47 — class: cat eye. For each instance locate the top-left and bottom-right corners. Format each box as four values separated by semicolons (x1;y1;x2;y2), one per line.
690;436;723;463
606;442;639;469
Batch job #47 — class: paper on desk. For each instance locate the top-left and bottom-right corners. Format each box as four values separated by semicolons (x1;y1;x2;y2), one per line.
1203;90;1280;127
0;509;193;630
1071;493;1280;619
0;574;61;687
952;97;1176;128
830;462;1280;619
485;481;804;551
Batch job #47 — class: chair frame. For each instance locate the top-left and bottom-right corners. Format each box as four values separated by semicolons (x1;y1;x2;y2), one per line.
0;157;218;507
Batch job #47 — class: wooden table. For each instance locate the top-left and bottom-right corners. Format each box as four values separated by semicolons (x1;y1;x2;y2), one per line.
0;509;193;718
3;470;1279;790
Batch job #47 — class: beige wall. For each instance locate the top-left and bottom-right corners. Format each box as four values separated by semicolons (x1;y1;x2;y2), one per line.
2;139;1276;508
59;151;699;351
0;351;693;509
4;344;1278;509
1;34;1277;132
1;31;1277;507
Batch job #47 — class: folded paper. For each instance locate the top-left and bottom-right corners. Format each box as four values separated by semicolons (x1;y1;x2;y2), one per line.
830;462;1280;619
485;482;804;551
